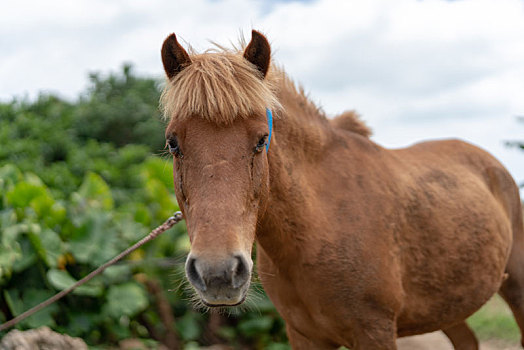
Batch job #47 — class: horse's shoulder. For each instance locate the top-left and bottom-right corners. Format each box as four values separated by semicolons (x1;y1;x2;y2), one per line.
330;110;372;138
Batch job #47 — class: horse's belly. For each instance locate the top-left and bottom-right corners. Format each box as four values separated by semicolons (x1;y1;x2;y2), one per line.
396;216;511;335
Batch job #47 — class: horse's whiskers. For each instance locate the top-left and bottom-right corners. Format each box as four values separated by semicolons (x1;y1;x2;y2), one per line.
255;270;276;278
167;255;190;293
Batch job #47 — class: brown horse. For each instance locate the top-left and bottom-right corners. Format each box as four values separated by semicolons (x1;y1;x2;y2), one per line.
160;30;524;349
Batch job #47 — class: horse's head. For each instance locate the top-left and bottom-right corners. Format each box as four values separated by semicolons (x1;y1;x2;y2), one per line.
160;31;277;307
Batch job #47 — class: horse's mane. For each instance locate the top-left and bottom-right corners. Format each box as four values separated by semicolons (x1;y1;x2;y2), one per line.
160;44;371;138
331;110;372;138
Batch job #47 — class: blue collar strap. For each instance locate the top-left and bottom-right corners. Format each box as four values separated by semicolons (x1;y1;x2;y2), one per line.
266;108;273;152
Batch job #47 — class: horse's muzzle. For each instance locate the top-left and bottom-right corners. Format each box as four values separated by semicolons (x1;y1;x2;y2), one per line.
185;253;252;306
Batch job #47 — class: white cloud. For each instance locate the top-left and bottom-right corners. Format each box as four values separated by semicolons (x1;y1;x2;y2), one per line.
1;0;523;185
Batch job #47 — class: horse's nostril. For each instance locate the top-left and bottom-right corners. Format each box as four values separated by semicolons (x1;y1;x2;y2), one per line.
186;256;207;292
231;255;250;289
186;254;251;294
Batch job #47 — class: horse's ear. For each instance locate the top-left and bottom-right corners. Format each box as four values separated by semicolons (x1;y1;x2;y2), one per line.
161;33;191;80
243;30;271;78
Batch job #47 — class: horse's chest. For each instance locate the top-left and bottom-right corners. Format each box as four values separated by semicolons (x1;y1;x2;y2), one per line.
258;258;362;343
265;278;344;340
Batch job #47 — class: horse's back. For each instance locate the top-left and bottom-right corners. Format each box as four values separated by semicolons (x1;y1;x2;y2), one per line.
394;138;521;228
389;139;520;335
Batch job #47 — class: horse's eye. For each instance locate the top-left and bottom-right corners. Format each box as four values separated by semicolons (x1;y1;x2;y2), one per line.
167;137;183;158
254;135;268;153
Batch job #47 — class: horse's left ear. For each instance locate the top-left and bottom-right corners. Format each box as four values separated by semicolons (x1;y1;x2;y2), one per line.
243;30;271;78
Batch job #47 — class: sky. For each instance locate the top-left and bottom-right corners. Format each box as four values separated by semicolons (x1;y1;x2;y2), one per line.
1;0;523;188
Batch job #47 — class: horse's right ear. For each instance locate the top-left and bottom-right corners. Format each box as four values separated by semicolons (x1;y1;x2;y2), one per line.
161;33;191;80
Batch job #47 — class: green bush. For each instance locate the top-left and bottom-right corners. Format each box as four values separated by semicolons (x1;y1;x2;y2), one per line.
0;66;288;349
74;64;166;151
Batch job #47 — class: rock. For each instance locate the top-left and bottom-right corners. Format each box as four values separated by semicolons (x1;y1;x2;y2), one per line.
0;327;87;350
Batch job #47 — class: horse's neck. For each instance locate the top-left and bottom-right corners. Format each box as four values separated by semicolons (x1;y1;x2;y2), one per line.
256;95;333;264
272;84;332;159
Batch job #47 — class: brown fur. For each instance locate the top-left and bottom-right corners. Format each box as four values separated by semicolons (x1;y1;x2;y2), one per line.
161;31;524;349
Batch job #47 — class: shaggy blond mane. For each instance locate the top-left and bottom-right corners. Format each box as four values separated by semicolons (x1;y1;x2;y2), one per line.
160;50;281;124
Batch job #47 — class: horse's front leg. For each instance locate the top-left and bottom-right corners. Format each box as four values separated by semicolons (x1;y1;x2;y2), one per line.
352;317;398;350
286;325;337;350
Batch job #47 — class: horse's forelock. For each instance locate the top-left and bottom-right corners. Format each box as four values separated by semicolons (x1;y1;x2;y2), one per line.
160;51;280;125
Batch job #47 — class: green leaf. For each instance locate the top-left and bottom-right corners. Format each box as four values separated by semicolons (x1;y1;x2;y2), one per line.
4;289;23;316
0;243;20;281
12;236;36;273
47;268;103;297
24;172;45;186
176;312;202;341
0;164;23;188
28;228;63;268
0;214;25;281
132;203;152;226
6;181;47;209
66;312;98;336
238;315;274;337
102;265;131;283
141;157;174;190
144;178;178;220
4;288;58;328
104;282;148;318
22;289;58;328
77;172;114;210
68;211;119;265
4;177;61;226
